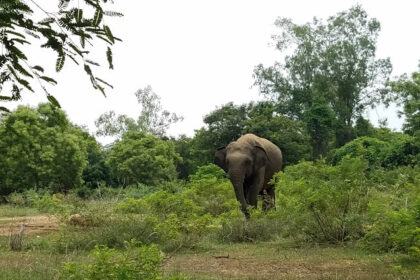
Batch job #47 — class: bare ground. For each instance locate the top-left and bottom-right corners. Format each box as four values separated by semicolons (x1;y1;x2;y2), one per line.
164;255;373;279
0;215;59;236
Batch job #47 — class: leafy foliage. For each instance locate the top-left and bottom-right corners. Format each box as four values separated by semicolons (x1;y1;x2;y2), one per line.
362;166;420;262
95;86;183;138
273;157;371;243
0;104;88;194
391;65;420;137
254;5;392;152
0;0;122;106
61;240;165;280
108;131;181;186
331;132;420;168
80;130;112;188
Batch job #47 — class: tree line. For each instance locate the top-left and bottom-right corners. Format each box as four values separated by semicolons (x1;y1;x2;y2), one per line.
0;5;419;196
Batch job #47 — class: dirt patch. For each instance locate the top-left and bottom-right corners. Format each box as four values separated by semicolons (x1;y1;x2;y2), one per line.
0;215;59;236
164;255;363;279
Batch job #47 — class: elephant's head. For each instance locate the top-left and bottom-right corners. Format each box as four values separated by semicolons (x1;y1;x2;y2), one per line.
214;142;269;213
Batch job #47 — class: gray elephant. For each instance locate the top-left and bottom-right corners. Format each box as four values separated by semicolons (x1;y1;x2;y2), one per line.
214;133;283;216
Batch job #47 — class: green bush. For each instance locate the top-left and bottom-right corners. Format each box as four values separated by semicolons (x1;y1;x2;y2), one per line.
362;167;420;262
331;137;390;167
331;133;420;169
216;208;282;243
34;194;67;214
115;197;146;214
273;157;370;243
0;104;88;195
52;215;157;253
108;131;181;186
61;240;165;280
185;164;237;216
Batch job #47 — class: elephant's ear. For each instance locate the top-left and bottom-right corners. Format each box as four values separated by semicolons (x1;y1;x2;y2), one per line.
214;146;227;172
254;145;268;170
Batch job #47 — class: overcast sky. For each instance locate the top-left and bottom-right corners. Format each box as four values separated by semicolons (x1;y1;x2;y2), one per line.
8;0;420;144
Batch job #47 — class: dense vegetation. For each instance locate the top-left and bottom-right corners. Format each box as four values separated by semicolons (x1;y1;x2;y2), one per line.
0;5;420;279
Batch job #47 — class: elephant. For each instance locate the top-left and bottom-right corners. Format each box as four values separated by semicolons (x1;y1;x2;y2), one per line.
214;133;283;216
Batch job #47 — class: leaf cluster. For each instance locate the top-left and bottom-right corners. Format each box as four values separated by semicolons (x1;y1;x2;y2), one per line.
0;0;122;108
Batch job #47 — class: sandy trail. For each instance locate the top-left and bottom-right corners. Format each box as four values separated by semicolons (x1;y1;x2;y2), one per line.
0;215;59;236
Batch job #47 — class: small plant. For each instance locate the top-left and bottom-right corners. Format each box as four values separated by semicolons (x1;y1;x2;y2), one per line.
9;224;26;251
116;198;146;214
215;208;281;243
272;157;371;243
34;194;67;215
60;239;164;280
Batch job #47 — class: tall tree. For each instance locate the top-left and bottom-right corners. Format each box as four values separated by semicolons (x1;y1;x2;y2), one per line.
391;65;420;137
0;0;121;108
95;86;183;138
108;131;180;186
254;6;392;153
0;103;88;194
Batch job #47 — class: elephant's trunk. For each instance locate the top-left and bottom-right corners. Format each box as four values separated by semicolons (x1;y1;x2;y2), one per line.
228;169;248;215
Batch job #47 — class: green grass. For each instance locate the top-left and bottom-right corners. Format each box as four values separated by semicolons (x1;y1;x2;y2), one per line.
2;239;417;280
0;250;88;280
0;205;40;218
0;204;418;280
164;241;420;280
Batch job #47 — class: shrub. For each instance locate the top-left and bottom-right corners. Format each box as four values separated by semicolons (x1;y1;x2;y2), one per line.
185;164;236;216
331;137;389;167
108;131;181;186
115;197;146;214
362;168;420;262
331;133;420;169
7;192;25;206
60;240;165;280
215;208;282;243
34;194;67;214
52;215;158;253
273;157;371;243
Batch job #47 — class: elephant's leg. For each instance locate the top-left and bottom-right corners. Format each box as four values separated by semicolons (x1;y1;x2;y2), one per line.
262;186;276;211
246;169;265;208
243;177;252;204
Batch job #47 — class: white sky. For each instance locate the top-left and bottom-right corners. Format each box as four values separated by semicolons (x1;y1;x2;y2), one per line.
7;0;420;144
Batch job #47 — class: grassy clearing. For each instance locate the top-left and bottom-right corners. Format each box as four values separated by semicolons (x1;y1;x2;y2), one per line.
0;205;40;218
0;212;418;280
0;250;87;280
0;236;417;280
164;242;419;280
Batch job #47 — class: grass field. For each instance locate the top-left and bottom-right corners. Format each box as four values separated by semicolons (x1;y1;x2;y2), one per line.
0;203;418;280
0;236;418;280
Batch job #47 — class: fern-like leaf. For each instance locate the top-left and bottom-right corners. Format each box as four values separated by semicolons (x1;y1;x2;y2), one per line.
75;8;83;24
103;25;114;44
86;59;100;66
104;11;123;17
5;30;26;39
32;65;45;73
93;7;103;27
58;0;70;10
106;47;113;69
47;95;61;108
40;76;57;85
96;77;113;88
56;53;65;72
17;78;34;92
